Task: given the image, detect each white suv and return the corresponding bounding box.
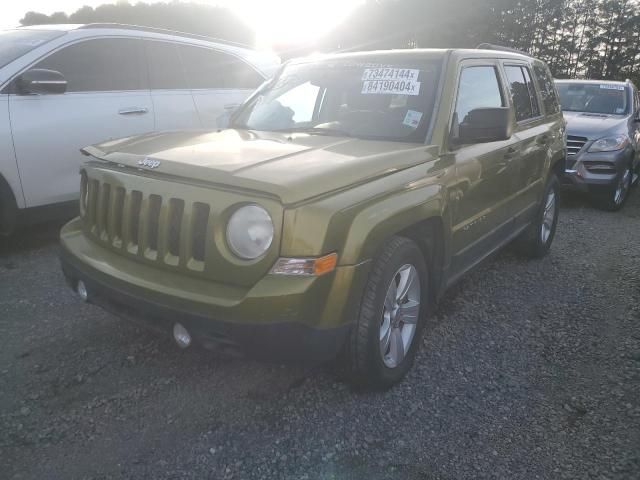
[0,24,280,234]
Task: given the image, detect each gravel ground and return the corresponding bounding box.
[1,191,639,480]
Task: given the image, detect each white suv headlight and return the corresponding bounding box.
[588,134,629,152]
[226,204,274,260]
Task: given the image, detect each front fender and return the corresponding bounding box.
[339,183,446,265]
[279,163,451,266]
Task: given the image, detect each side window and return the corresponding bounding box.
[227,57,265,89]
[34,38,145,92]
[521,66,540,117]
[454,66,504,123]
[146,41,186,90]
[533,64,560,115]
[505,65,540,121]
[179,45,263,89]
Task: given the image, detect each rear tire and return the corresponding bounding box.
[591,163,632,212]
[514,174,560,259]
[340,236,428,390]
[0,179,18,236]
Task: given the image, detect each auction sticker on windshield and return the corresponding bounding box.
[403,110,423,128]
[362,68,421,95]
[600,84,625,91]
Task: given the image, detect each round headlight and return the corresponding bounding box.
[226,205,274,260]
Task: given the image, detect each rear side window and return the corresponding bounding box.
[146,41,186,90]
[179,45,264,90]
[505,65,540,121]
[455,66,504,122]
[533,64,560,115]
[34,38,145,92]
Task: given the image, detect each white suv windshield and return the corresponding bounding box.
[557,82,629,115]
[0,30,65,69]
[233,57,443,143]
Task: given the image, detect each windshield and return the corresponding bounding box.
[556,82,629,115]
[232,56,443,143]
[0,30,65,70]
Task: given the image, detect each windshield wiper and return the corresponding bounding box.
[276,127,352,137]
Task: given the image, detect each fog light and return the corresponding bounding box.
[76,280,88,302]
[173,323,192,349]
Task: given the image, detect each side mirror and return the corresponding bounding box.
[17,69,67,95]
[454,107,513,145]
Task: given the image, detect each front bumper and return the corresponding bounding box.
[60,219,371,363]
[561,146,633,192]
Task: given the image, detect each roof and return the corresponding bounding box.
[555,79,629,85]
[289,47,532,66]
[17,24,83,31]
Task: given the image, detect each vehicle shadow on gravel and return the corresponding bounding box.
[0,219,68,258]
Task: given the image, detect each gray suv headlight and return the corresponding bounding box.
[226,204,274,259]
[588,134,629,152]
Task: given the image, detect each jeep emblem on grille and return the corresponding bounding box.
[138,157,161,169]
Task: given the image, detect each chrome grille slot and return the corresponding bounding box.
[87,179,99,230]
[109,187,125,247]
[128,190,143,252]
[191,202,210,264]
[98,183,111,241]
[167,199,185,259]
[145,194,162,259]
[567,135,588,156]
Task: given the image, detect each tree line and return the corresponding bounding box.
[20,0,640,83]
[19,2,254,45]
[321,0,640,83]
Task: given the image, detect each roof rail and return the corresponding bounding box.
[78,23,253,49]
[476,43,531,57]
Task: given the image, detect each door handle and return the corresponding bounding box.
[223,103,240,111]
[118,107,149,115]
[537,135,550,145]
[503,147,518,160]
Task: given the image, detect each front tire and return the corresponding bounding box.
[592,164,632,212]
[515,174,560,258]
[342,236,428,390]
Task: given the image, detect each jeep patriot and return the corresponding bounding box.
[60,48,565,389]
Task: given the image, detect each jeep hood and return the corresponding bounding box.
[82,129,437,204]
[563,111,628,140]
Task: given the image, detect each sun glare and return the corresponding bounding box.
[234,0,363,49]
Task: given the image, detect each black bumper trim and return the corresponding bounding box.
[61,251,350,364]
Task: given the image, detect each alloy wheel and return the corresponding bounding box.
[379,264,421,368]
[614,167,631,205]
[540,189,556,244]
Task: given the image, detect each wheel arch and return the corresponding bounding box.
[339,185,451,304]
[396,216,446,308]
[550,148,566,180]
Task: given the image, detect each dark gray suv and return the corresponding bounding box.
[556,79,640,210]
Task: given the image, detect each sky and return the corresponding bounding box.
[2,0,364,48]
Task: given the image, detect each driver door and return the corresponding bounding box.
[448,60,520,277]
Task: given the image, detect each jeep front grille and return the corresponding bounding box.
[567,135,588,156]
[84,179,209,272]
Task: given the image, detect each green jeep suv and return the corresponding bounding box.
[60,47,565,389]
